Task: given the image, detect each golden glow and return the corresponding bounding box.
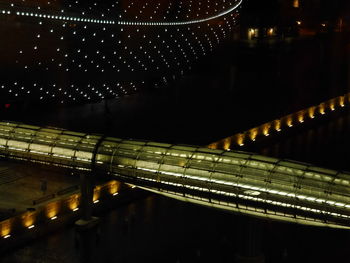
[293,0,299,8]
[22,211,36,228]
[263,125,270,136]
[340,97,345,107]
[248,28,258,40]
[309,107,316,119]
[28,225,35,229]
[46,202,60,219]
[109,180,120,195]
[330,103,335,111]
[287,118,293,127]
[68,194,80,211]
[298,113,304,123]
[267,28,275,36]
[237,134,245,146]
[93,186,101,202]
[1,220,11,237]
[274,120,281,132]
[296,21,302,25]
[50,216,57,220]
[319,104,326,115]
[250,129,258,141]
[223,138,231,151]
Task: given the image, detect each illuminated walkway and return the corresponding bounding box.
[1,121,350,229]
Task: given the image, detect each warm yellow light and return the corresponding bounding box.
[1,220,12,237]
[293,0,299,8]
[223,138,231,151]
[68,194,80,211]
[247,28,258,40]
[113,192,119,196]
[263,125,270,137]
[287,118,293,127]
[93,186,101,202]
[250,130,257,141]
[267,28,274,36]
[298,114,304,123]
[46,202,60,219]
[50,216,57,220]
[73,207,79,212]
[237,134,245,147]
[109,180,120,195]
[3,234,11,239]
[93,199,100,204]
[28,225,35,229]
[22,211,36,228]
[296,21,302,25]
[308,107,316,119]
[274,120,281,132]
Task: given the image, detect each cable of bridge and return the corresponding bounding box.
[0,121,350,229]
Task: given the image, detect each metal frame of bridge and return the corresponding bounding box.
[0,121,350,229]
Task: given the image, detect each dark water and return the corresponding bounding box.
[2,32,350,262]
[3,195,350,263]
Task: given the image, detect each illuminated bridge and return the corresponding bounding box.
[1,121,350,229]
[0,0,242,104]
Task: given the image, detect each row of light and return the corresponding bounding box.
[5,0,239,21]
[134,166,350,212]
[210,94,349,150]
[0,0,240,104]
[1,184,133,240]
[130,167,350,224]
[0,0,242,26]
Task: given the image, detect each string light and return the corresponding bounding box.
[0,0,242,104]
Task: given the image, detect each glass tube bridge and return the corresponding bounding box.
[0,121,350,229]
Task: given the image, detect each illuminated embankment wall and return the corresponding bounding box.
[0,180,122,242]
[208,93,350,150]
[0,121,350,229]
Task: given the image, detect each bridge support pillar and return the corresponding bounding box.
[74,173,100,262]
[234,218,265,263]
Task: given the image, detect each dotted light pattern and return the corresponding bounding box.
[0,0,242,104]
[208,93,350,150]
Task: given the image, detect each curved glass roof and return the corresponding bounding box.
[0,0,242,104]
[0,121,350,229]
